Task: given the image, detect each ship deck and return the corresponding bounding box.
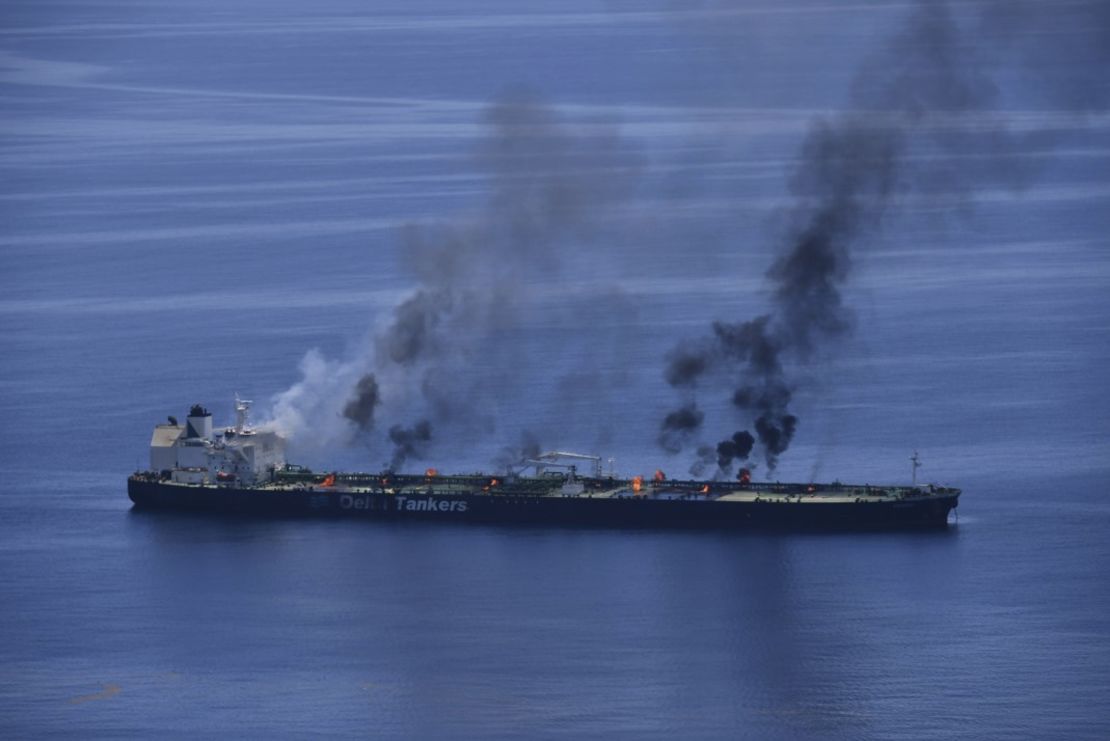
[240,479,954,505]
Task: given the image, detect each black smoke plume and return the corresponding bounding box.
[658,402,704,454]
[716,430,755,470]
[342,373,379,429]
[659,1,1006,472]
[494,430,544,474]
[387,420,432,471]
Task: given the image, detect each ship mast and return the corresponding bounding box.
[911,450,922,486]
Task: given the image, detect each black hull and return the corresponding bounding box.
[127,479,957,531]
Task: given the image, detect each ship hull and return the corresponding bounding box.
[127,478,957,531]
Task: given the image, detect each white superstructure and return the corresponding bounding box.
[147,397,285,485]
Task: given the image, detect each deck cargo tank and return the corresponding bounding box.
[127,402,961,530]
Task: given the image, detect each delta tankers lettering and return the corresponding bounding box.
[340,495,469,513]
[127,401,960,530]
[395,496,468,513]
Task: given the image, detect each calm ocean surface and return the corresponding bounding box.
[1,2,1108,738]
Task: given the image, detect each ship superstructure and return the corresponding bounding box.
[148,398,284,486]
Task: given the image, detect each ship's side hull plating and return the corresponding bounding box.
[127,479,957,530]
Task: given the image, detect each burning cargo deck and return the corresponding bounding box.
[127,402,960,530]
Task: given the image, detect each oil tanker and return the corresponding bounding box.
[127,401,960,530]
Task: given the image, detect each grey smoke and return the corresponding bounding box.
[271,1,1105,473]
[387,420,432,471]
[277,93,639,469]
[689,445,718,479]
[382,290,446,366]
[658,402,705,454]
[375,97,636,374]
[494,430,544,474]
[342,374,379,429]
[659,1,1029,472]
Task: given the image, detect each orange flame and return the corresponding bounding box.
[700,484,710,494]
[425,468,438,478]
[653,469,666,482]
[321,473,336,487]
[632,475,643,493]
[738,468,752,486]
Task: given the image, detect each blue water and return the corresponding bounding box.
[2,1,1109,738]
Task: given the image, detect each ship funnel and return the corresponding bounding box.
[234,395,253,434]
[185,404,213,439]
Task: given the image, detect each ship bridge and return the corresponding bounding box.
[146,397,285,485]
